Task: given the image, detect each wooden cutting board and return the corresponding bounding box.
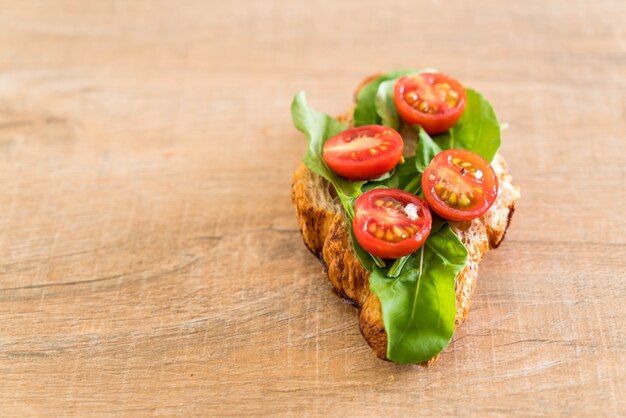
[0,1,624,415]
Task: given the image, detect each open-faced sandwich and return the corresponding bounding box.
[291,69,520,365]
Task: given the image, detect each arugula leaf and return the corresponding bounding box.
[430,214,446,234]
[291,92,365,218]
[362,156,420,193]
[387,255,410,278]
[368,169,395,183]
[348,219,380,271]
[369,224,468,363]
[374,79,401,130]
[415,126,442,173]
[429,89,501,162]
[353,69,436,127]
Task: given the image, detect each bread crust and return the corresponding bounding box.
[291,100,520,365]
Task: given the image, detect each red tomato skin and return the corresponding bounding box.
[422,149,498,222]
[353,189,432,259]
[322,125,403,181]
[393,73,466,135]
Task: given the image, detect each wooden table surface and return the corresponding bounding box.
[1,1,624,416]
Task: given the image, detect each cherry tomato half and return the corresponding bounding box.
[353,188,432,259]
[422,149,498,222]
[393,73,466,134]
[322,125,403,180]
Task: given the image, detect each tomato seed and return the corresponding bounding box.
[385,230,394,242]
[459,193,471,208]
[375,229,384,239]
[392,226,404,238]
[404,91,418,105]
[375,200,384,206]
[369,148,378,156]
[448,192,458,206]
[380,146,388,151]
[368,223,377,233]
[453,158,478,176]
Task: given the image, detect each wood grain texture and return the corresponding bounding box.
[0,0,624,416]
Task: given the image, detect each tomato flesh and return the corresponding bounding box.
[394,73,466,134]
[323,125,403,180]
[422,149,498,222]
[353,189,432,259]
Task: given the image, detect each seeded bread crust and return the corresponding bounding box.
[291,89,520,365]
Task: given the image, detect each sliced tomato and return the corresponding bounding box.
[353,189,432,259]
[393,73,466,134]
[422,149,498,222]
[322,125,403,180]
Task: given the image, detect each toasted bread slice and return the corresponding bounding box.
[291,99,520,365]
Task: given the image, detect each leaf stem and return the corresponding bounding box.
[388,256,409,278]
[372,255,386,268]
[403,177,422,195]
